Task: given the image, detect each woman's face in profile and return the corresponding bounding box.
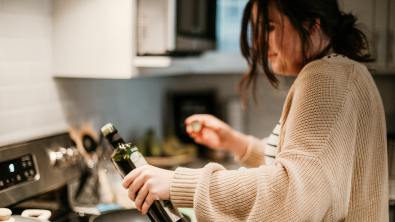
[254,4,304,76]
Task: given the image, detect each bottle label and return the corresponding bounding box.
[126,145,148,167]
[130,151,139,163]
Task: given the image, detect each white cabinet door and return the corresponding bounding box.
[340,0,374,51]
[53,0,136,78]
[341,0,395,74]
[342,0,374,34]
[388,0,395,72]
[374,0,389,72]
[339,0,377,72]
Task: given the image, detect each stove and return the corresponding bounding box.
[0,133,197,222]
[0,133,90,222]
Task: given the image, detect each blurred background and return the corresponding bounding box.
[0,0,394,221]
[0,0,393,151]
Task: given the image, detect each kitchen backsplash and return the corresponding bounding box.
[0,0,66,146]
[0,0,394,147]
[53,74,293,146]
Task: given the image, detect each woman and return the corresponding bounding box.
[122,0,388,220]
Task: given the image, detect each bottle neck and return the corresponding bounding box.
[105,131,126,150]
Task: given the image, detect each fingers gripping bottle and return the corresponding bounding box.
[101,123,186,222]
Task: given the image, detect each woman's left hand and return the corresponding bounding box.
[122,165,174,214]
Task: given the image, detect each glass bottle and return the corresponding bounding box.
[101,123,186,222]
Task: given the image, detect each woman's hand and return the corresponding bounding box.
[185,114,249,159]
[122,165,174,214]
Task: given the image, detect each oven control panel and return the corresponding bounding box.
[0,154,38,191]
[0,133,81,208]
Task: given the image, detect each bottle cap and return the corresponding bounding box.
[189,120,202,132]
[101,123,116,136]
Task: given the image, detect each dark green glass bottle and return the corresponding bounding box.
[101,123,186,222]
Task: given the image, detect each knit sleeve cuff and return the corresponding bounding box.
[235,136,267,167]
[170,167,203,208]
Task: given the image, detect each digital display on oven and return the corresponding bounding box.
[0,154,37,191]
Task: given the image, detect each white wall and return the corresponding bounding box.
[0,0,70,146]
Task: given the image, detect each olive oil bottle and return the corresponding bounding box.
[101,123,186,222]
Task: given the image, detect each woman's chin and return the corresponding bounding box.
[271,66,285,75]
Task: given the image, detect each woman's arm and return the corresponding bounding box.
[185,114,268,167]
[171,157,333,221]
[185,114,250,159]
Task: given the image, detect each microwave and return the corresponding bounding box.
[137,0,216,56]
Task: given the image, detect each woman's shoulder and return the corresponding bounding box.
[289,55,365,106]
[301,54,357,75]
[296,54,367,88]
[289,54,376,112]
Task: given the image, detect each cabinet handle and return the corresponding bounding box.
[373,31,379,61]
[374,30,386,65]
[388,30,394,64]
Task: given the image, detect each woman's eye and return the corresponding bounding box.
[267,26,274,32]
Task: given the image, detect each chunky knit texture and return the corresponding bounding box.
[170,56,388,221]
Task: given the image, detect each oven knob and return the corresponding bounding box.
[53,148,68,168]
[0,208,13,222]
[50,147,80,168]
[66,147,80,165]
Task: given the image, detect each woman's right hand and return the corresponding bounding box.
[185,114,249,159]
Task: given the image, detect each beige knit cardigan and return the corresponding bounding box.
[170,56,388,221]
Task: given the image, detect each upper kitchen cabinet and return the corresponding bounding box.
[388,0,395,72]
[340,0,395,74]
[52,0,249,78]
[53,0,136,78]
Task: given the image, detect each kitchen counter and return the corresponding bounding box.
[183,154,242,170]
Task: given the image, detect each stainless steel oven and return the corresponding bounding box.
[0,133,194,222]
[0,134,86,222]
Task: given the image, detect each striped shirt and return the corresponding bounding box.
[264,119,281,165]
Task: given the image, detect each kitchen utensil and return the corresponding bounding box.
[68,125,101,205]
[89,209,191,222]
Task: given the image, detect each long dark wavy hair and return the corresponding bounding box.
[238,0,373,105]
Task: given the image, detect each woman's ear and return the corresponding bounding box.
[309,18,321,36]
